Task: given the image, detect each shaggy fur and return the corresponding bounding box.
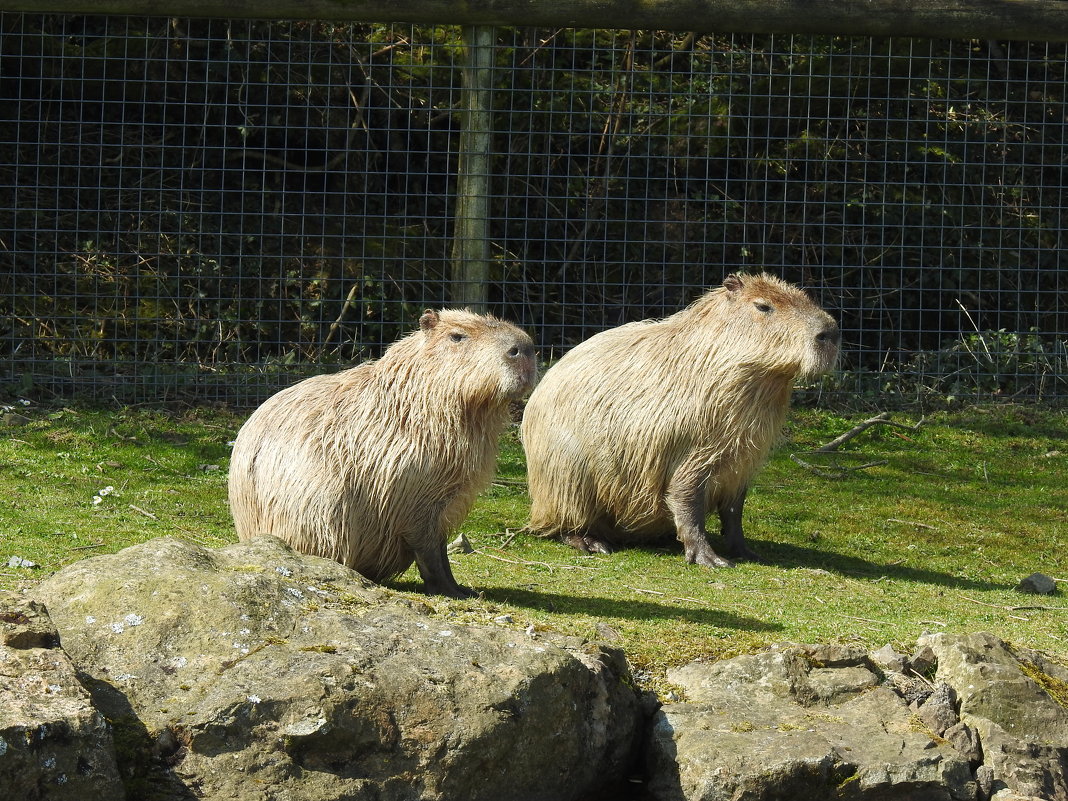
[229,309,537,598]
[520,273,839,567]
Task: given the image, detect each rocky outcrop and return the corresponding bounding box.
[924,631,1068,801]
[25,536,642,801]
[0,593,125,800]
[647,637,1068,801]
[3,535,1066,801]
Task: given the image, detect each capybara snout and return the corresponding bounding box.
[229,308,537,599]
[521,272,838,569]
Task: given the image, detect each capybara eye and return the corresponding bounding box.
[450,332,467,343]
[754,302,773,313]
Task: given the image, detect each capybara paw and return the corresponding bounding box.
[687,548,735,569]
[724,544,764,563]
[423,579,479,600]
[562,533,614,555]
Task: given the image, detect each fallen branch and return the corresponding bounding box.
[789,453,887,478]
[886,518,938,530]
[129,504,158,520]
[838,614,891,626]
[962,595,1068,613]
[626,585,704,604]
[815,412,926,452]
[472,548,599,572]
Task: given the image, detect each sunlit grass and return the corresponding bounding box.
[2,402,1065,688]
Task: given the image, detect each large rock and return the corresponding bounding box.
[921,632,1068,801]
[0,591,125,800]
[646,643,975,801]
[647,634,1068,801]
[30,536,642,801]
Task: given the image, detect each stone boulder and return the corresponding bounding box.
[646,635,1068,801]
[922,632,1068,801]
[646,643,975,801]
[0,592,125,800]
[29,535,642,801]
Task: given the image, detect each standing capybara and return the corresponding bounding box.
[229,309,537,598]
[521,272,839,568]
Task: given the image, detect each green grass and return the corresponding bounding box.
[3,401,1066,688]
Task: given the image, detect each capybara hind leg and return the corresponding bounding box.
[413,541,477,599]
[666,468,734,569]
[561,532,614,555]
[718,485,762,562]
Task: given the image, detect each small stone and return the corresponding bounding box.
[871,643,908,674]
[909,644,938,677]
[1016,572,1056,595]
[447,533,474,554]
[917,682,958,737]
[595,622,622,642]
[944,720,982,765]
[975,764,995,799]
[802,643,868,667]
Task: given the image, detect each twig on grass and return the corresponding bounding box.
[962,595,1068,613]
[838,614,891,626]
[129,504,158,520]
[625,585,704,604]
[472,548,600,572]
[887,518,938,530]
[789,453,887,478]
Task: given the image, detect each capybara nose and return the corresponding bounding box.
[816,326,840,345]
[509,343,535,359]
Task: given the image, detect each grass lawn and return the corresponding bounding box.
[2,401,1066,687]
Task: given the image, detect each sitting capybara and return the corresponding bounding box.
[521,272,839,567]
[229,309,537,598]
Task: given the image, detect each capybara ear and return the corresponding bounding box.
[723,274,744,293]
[419,309,440,331]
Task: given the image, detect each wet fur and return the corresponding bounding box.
[229,309,537,596]
[521,273,839,563]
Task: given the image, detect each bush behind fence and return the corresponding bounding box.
[1,16,1065,406]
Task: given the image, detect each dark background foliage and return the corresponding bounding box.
[1,16,1064,406]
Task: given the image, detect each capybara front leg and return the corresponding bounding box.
[413,541,476,599]
[718,485,762,562]
[666,466,734,569]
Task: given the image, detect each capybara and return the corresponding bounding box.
[521,272,839,568]
[229,308,537,598]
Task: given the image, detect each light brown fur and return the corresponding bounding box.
[520,273,839,567]
[229,309,537,598]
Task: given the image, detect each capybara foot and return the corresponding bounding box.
[723,543,764,563]
[684,543,735,569]
[424,577,479,600]
[562,533,614,555]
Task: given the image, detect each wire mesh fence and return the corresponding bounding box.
[2,15,1065,407]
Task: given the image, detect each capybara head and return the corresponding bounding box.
[705,272,840,381]
[407,308,538,404]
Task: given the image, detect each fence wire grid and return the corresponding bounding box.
[1,16,1066,407]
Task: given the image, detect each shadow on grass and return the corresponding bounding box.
[385,575,781,632]
[735,537,1015,592]
[480,585,781,632]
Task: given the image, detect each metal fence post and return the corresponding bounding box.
[451,24,495,313]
